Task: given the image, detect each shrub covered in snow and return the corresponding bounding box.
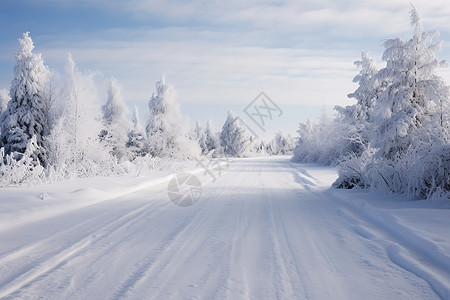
[292,115,350,166]
[271,131,295,155]
[0,136,45,187]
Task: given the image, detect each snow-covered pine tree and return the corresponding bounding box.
[219,111,251,157]
[193,120,208,154]
[204,119,221,156]
[145,77,200,159]
[1,32,50,166]
[126,106,147,159]
[100,79,130,162]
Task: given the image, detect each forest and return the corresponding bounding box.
[0,7,448,199]
[0,33,293,187]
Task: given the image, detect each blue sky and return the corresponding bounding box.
[1,0,450,138]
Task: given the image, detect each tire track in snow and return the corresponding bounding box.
[0,189,167,299]
[221,164,263,300]
[218,196,249,300]
[112,206,213,299]
[269,188,308,299]
[0,188,165,265]
[134,178,237,299]
[60,160,247,298]
[186,169,253,300]
[266,196,297,299]
[2,157,443,299]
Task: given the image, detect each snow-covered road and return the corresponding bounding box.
[0,157,449,299]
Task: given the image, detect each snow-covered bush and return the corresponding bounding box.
[0,136,45,187]
[333,146,376,189]
[404,145,450,199]
[292,116,349,165]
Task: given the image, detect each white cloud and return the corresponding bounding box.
[2,0,450,135]
[49,0,449,36]
[38,26,359,111]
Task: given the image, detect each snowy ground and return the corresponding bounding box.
[0,156,449,299]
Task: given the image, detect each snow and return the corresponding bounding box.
[0,156,449,299]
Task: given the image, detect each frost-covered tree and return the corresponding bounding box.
[337,51,379,126]
[363,6,449,195]
[46,54,117,177]
[373,6,448,159]
[333,52,381,188]
[46,54,80,173]
[204,120,221,155]
[146,77,200,159]
[1,32,50,166]
[100,79,130,162]
[219,111,252,157]
[192,120,208,154]
[336,51,382,154]
[126,106,147,159]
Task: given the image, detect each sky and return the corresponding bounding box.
[1,0,450,139]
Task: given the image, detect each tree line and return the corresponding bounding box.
[0,33,293,186]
